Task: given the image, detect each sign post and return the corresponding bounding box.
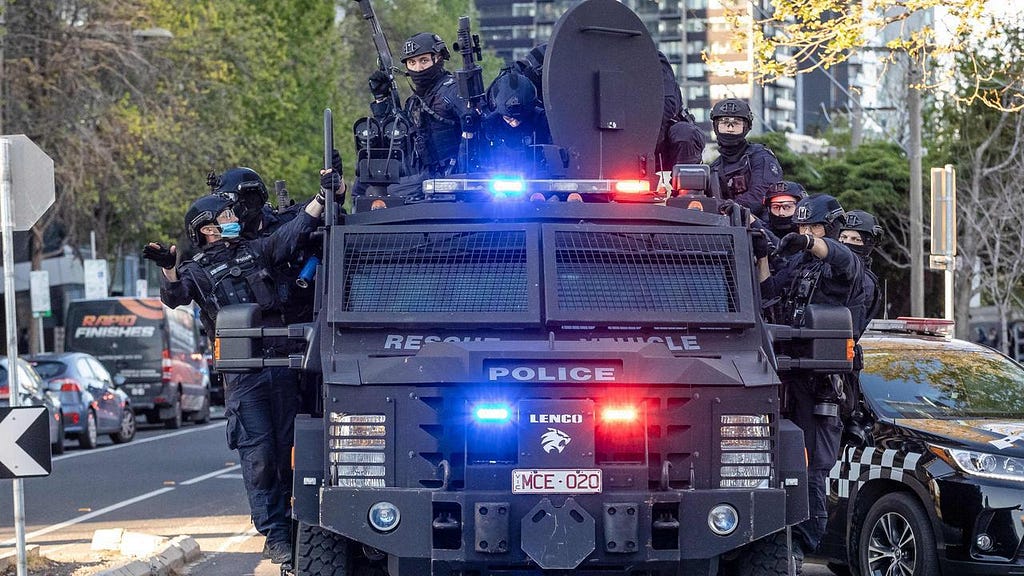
[1,135,56,576]
[929,165,957,321]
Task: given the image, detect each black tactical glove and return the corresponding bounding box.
[142,242,176,270]
[320,170,342,195]
[775,232,814,257]
[717,199,736,215]
[751,230,771,260]
[368,70,390,100]
[331,148,344,177]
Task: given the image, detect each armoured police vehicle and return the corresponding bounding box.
[216,1,853,574]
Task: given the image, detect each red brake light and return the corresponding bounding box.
[601,405,639,423]
[162,349,172,384]
[53,378,83,393]
[613,180,651,194]
[0,384,8,399]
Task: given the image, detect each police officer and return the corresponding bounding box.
[656,50,705,168]
[473,67,552,176]
[142,171,337,565]
[368,32,466,192]
[708,98,783,218]
[761,194,864,563]
[764,181,806,238]
[839,209,883,333]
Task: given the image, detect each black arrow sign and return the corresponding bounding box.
[0,406,53,478]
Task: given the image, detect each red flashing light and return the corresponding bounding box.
[0,384,8,399]
[613,180,650,194]
[601,406,639,423]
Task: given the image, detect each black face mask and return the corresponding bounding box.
[408,62,445,95]
[715,131,748,162]
[768,214,795,234]
[846,242,872,258]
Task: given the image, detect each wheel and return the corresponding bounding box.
[857,493,938,576]
[192,393,211,424]
[78,410,98,449]
[52,414,65,455]
[111,407,136,443]
[164,392,183,429]
[295,521,351,576]
[729,531,800,576]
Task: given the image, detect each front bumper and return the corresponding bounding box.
[936,477,1024,574]
[318,486,789,569]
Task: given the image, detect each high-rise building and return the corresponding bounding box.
[474,0,800,134]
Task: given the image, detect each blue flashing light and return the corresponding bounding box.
[489,178,525,196]
[473,404,512,423]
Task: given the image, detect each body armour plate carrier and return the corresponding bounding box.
[193,243,280,318]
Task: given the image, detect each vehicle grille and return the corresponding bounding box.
[340,230,529,313]
[552,230,738,313]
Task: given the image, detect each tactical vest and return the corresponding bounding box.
[192,243,280,318]
[407,77,460,175]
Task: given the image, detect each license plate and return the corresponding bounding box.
[131,387,146,396]
[512,469,602,494]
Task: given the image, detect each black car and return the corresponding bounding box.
[818,318,1024,576]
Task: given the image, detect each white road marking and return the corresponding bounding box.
[52,421,225,462]
[1,456,240,547]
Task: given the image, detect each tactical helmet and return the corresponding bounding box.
[515,43,547,99]
[793,194,846,238]
[209,167,267,232]
[765,180,807,204]
[842,210,883,243]
[401,32,450,63]
[488,68,539,121]
[710,98,753,123]
[185,193,233,247]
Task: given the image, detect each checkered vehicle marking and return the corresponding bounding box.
[828,446,924,499]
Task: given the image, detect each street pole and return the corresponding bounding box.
[2,138,29,576]
[908,55,924,317]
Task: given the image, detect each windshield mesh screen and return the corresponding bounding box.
[553,230,738,313]
[342,230,530,312]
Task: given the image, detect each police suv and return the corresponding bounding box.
[819,318,1024,576]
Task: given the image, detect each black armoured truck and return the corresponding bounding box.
[215,1,853,574]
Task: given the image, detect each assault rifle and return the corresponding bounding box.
[452,16,486,172]
[353,0,401,111]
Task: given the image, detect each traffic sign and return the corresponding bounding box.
[84,258,109,299]
[0,135,55,231]
[30,269,51,315]
[0,407,53,478]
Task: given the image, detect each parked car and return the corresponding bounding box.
[0,356,65,455]
[818,318,1024,576]
[27,352,136,449]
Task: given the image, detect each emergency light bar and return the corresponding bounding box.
[867,317,954,337]
[423,178,653,200]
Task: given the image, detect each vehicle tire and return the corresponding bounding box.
[111,407,137,443]
[192,393,211,424]
[164,392,183,429]
[295,521,350,576]
[730,532,800,576]
[52,414,65,455]
[79,410,99,449]
[857,493,938,576]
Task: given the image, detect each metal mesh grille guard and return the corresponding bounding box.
[342,230,530,313]
[553,230,739,313]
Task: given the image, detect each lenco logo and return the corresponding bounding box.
[487,365,616,382]
[529,413,583,424]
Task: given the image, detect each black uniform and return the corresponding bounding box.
[710,142,783,219]
[160,209,319,561]
[762,236,864,554]
[371,71,465,183]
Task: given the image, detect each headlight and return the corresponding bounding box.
[936,445,1024,482]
